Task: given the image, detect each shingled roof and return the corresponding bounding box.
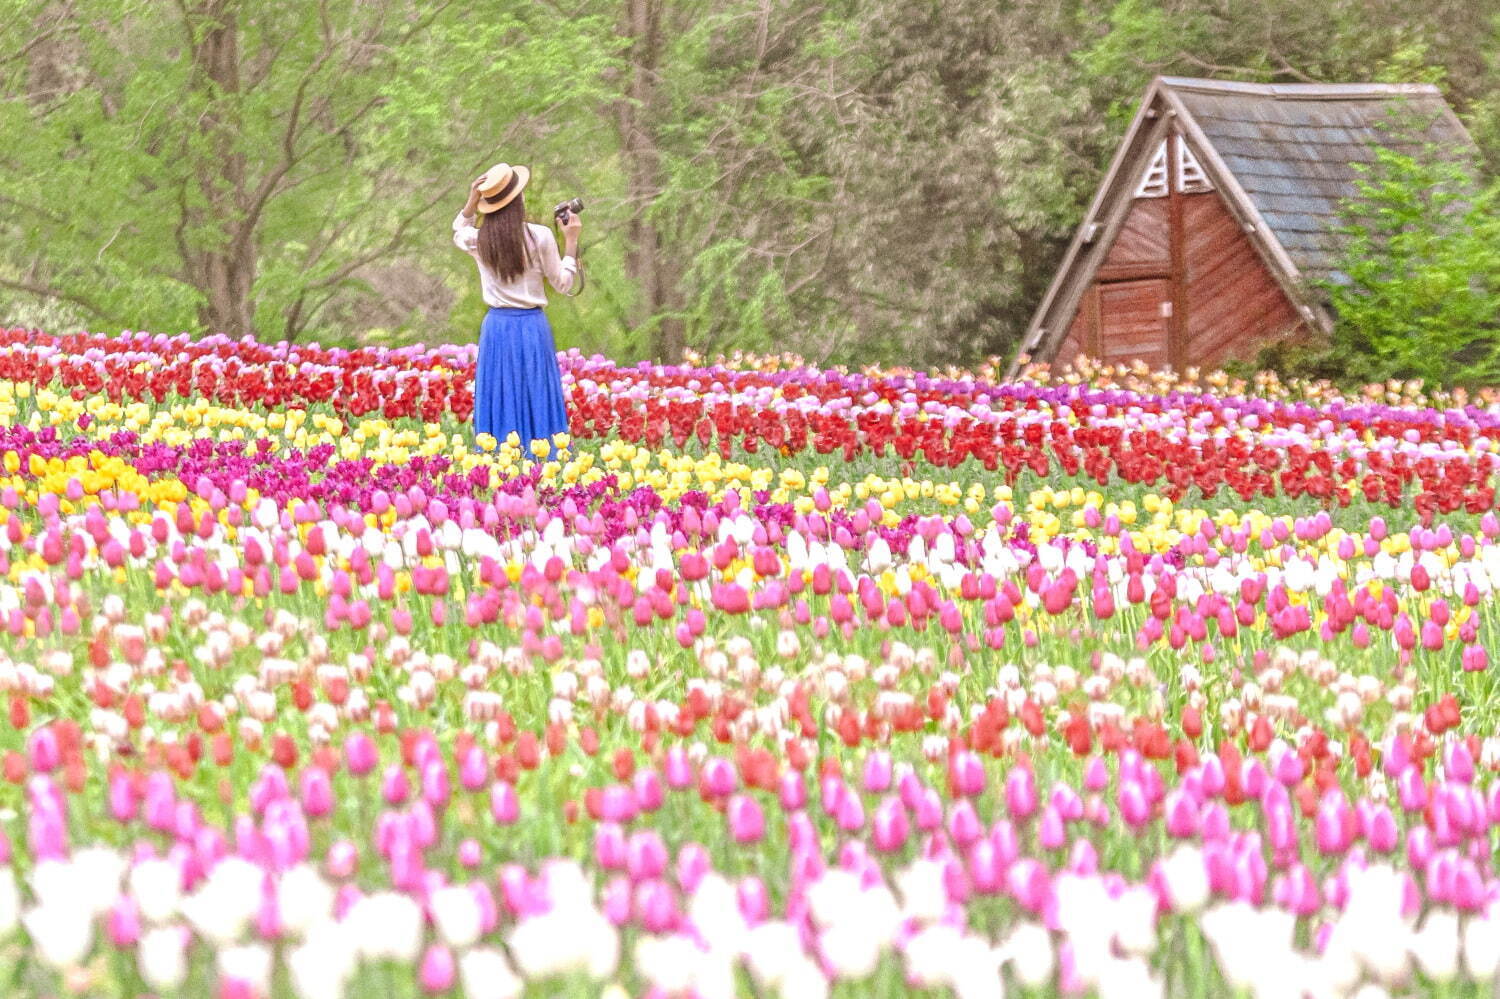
[1169,78,1475,287]
[1013,77,1479,375]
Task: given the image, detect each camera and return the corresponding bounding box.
[553,197,584,223]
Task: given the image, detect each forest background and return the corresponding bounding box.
[0,0,1496,371]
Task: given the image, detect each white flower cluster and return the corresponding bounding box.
[1201,863,1500,999]
[506,863,619,983]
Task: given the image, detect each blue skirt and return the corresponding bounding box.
[473,307,569,457]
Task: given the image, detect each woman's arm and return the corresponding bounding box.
[453,176,484,253]
[538,225,578,294]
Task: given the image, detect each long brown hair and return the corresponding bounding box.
[476,193,533,281]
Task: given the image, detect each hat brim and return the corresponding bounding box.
[476,164,530,214]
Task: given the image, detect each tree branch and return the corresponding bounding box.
[0,17,79,68]
[0,273,129,327]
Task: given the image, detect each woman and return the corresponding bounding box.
[453,162,581,458]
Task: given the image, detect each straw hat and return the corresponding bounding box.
[475,162,530,214]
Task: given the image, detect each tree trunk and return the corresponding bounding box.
[185,1,256,339]
[616,0,683,363]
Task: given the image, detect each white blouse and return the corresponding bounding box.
[452,211,577,309]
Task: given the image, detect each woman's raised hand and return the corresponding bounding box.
[561,210,582,239]
[463,176,484,217]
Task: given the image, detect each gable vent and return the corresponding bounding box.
[1133,138,1212,198]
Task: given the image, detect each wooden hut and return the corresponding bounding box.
[1010,77,1476,376]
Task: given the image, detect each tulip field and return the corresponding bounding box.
[7,328,1500,999]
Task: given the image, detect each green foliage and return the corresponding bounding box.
[0,0,1498,367]
[0,0,617,344]
[1322,148,1500,389]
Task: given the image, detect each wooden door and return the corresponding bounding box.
[1095,278,1171,369]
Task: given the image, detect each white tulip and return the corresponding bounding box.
[821,923,882,980]
[779,957,829,999]
[23,904,93,969]
[1112,887,1159,957]
[277,864,334,937]
[636,934,701,994]
[1316,922,1365,995]
[1463,914,1500,979]
[946,933,999,999]
[1159,846,1210,914]
[458,947,523,999]
[130,858,183,924]
[1097,956,1161,999]
[1350,985,1391,999]
[953,966,1005,999]
[896,860,948,924]
[693,949,736,999]
[806,870,863,929]
[71,846,128,916]
[1201,902,1266,990]
[348,891,423,962]
[539,860,593,912]
[744,920,804,987]
[218,943,274,995]
[138,926,188,991]
[508,904,618,982]
[575,907,621,980]
[182,857,265,945]
[904,923,963,988]
[288,920,357,999]
[1001,922,1054,988]
[688,875,748,952]
[430,884,484,949]
[0,869,18,935]
[1412,908,1460,983]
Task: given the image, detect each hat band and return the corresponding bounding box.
[482,173,521,205]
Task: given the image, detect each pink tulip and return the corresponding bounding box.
[1004,766,1037,820]
[454,838,481,869]
[872,797,910,852]
[344,733,378,776]
[637,878,679,933]
[835,791,866,832]
[1083,756,1109,792]
[778,771,807,811]
[458,746,488,791]
[862,751,893,793]
[602,876,632,926]
[626,831,668,882]
[107,896,142,948]
[326,840,359,878]
[633,769,665,812]
[949,751,987,797]
[737,877,769,924]
[700,758,737,797]
[419,944,456,993]
[299,768,333,818]
[948,800,983,848]
[489,782,519,825]
[727,795,765,844]
[665,746,694,790]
